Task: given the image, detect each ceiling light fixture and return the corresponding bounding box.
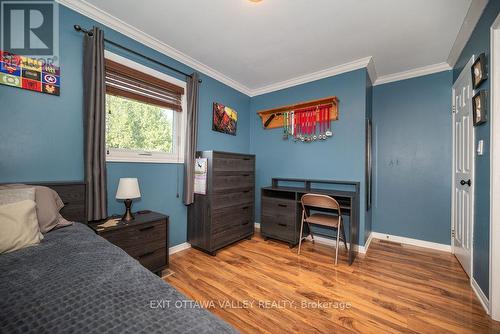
[249,0,262,3]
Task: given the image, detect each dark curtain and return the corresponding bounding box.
[183,73,200,205]
[83,27,107,220]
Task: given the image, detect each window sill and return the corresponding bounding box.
[106,157,184,164]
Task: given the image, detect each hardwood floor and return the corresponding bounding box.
[164,231,500,334]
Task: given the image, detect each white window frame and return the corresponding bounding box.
[104,51,186,164]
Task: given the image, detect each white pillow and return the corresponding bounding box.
[0,200,43,254]
[0,188,35,205]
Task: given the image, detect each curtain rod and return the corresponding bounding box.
[73,25,202,83]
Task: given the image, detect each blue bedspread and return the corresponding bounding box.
[0,223,237,334]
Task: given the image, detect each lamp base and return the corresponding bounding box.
[122,199,135,221]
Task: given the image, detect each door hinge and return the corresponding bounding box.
[451,229,455,238]
[452,106,456,114]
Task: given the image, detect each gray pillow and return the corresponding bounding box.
[0,185,72,233]
[0,188,35,205]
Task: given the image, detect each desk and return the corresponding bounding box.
[260,178,360,265]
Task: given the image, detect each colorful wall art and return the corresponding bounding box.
[0,51,60,96]
[213,102,237,135]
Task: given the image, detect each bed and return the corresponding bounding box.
[0,182,236,334]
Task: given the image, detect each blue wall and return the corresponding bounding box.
[453,0,500,297]
[0,3,495,282]
[0,5,251,246]
[250,69,368,244]
[372,71,453,245]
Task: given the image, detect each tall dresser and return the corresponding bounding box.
[188,151,255,255]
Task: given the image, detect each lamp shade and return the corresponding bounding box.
[116,178,141,200]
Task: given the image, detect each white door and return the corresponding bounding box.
[452,57,475,278]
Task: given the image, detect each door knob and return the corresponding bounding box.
[460,179,471,186]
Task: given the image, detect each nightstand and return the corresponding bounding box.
[89,211,169,275]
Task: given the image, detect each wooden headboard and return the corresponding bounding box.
[0,182,87,223]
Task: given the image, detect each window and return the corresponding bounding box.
[104,52,186,163]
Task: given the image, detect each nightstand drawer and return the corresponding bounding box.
[136,247,167,272]
[100,219,166,258]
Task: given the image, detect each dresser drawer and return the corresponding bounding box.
[212,204,253,231]
[262,197,296,218]
[213,154,254,172]
[261,214,295,241]
[100,219,167,258]
[213,173,254,192]
[212,188,254,210]
[212,220,252,249]
[135,247,167,272]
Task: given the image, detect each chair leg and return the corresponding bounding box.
[335,222,341,265]
[298,211,305,255]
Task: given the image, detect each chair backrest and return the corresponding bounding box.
[301,193,341,216]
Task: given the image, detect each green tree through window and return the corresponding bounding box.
[106,94,174,153]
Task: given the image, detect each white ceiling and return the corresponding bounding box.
[70,0,473,94]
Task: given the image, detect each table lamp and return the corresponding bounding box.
[116,178,141,221]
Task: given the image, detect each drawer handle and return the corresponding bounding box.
[139,226,155,232]
[241,221,249,226]
[138,251,154,259]
[243,158,251,160]
[241,206,249,210]
[242,190,250,193]
[278,204,287,208]
[278,223,287,227]
[242,174,250,177]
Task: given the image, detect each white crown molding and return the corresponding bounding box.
[370,232,451,252]
[374,62,451,86]
[447,0,488,68]
[56,0,253,96]
[250,57,373,97]
[57,0,476,96]
[366,57,377,85]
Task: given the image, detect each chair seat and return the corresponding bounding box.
[305,213,340,228]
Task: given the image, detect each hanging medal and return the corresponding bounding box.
[325,105,333,137]
[312,107,318,141]
[293,111,299,141]
[319,106,324,140]
[305,109,310,142]
[283,112,288,140]
[300,110,307,141]
[321,106,327,139]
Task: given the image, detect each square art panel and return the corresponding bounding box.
[0,51,60,95]
[213,102,237,136]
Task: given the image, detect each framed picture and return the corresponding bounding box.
[472,90,487,126]
[471,53,487,89]
[213,102,237,135]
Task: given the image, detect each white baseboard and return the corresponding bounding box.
[471,277,490,314]
[370,232,451,252]
[169,242,191,255]
[254,223,373,254]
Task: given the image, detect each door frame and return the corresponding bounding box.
[451,56,476,278]
[489,12,500,321]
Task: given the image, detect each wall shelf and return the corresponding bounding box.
[257,96,339,129]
